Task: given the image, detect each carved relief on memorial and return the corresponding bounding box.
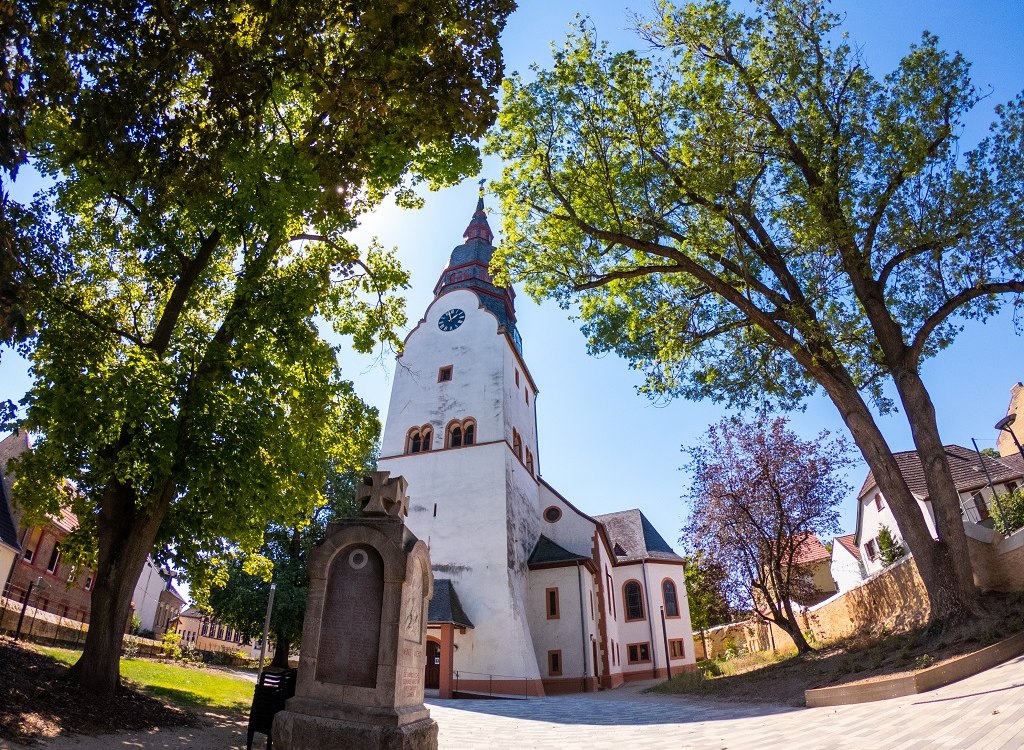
[315,544,383,688]
[402,558,424,644]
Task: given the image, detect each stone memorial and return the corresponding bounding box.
[273,471,437,750]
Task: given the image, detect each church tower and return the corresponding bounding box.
[378,189,545,694]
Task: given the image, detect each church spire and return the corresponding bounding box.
[463,179,494,245]
[433,184,521,351]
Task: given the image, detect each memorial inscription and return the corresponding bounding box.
[315,544,383,688]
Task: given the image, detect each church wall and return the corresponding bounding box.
[527,566,592,682]
[381,289,508,459]
[537,483,598,559]
[381,443,540,681]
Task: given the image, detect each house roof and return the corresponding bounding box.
[528,535,589,566]
[791,533,831,566]
[427,578,474,629]
[834,533,859,560]
[593,509,682,563]
[858,445,1024,499]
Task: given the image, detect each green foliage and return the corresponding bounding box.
[991,488,1024,535]
[160,630,182,660]
[197,448,377,658]
[8,0,515,690]
[914,653,935,670]
[684,551,731,632]
[877,525,905,567]
[487,0,1019,619]
[129,614,142,636]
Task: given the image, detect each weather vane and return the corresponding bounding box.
[478,177,486,196]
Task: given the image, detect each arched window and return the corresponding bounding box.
[512,429,523,461]
[406,426,432,454]
[623,580,644,621]
[662,579,679,618]
[446,418,476,448]
[525,448,534,475]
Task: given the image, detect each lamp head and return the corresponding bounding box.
[995,413,1017,432]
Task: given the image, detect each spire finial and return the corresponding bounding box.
[478,178,486,197]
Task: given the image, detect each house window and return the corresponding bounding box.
[623,580,645,621]
[1007,481,1019,494]
[668,639,686,660]
[512,429,523,461]
[217,625,225,640]
[438,365,453,382]
[515,369,520,387]
[865,539,879,561]
[406,426,433,454]
[546,587,560,619]
[201,620,209,636]
[874,493,885,511]
[84,576,93,591]
[548,650,562,676]
[606,570,615,619]
[22,547,33,563]
[589,591,594,620]
[627,642,651,664]
[446,418,476,448]
[525,388,529,405]
[525,448,534,476]
[611,639,617,666]
[662,579,679,618]
[46,545,61,574]
[543,506,561,523]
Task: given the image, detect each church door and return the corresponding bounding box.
[425,641,441,689]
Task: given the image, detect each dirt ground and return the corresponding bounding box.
[0,711,247,750]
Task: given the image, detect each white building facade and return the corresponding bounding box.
[377,195,695,696]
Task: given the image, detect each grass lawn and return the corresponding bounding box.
[38,647,253,712]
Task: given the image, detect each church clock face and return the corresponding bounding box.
[438,308,465,332]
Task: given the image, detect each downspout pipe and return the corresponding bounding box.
[641,560,658,678]
[576,561,589,691]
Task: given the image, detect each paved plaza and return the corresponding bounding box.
[430,654,1024,750]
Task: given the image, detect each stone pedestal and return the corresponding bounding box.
[273,471,436,750]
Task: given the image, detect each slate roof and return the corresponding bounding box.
[834,533,859,560]
[791,533,831,566]
[428,578,474,629]
[432,194,519,342]
[528,535,589,566]
[594,509,682,563]
[857,445,1024,499]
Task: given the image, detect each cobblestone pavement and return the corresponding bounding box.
[429,654,1024,750]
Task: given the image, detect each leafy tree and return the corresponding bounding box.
[198,451,376,669]
[877,525,905,567]
[991,487,1024,536]
[683,416,849,653]
[11,0,514,695]
[683,550,731,658]
[488,0,1024,625]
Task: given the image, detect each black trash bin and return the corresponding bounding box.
[246,667,297,750]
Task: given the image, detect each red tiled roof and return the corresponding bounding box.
[834,533,859,559]
[791,532,830,566]
[858,445,1024,499]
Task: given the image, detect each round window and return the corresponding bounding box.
[543,506,562,523]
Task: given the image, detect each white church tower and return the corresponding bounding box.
[378,189,545,695]
[378,190,697,698]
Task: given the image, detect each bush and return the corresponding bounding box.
[992,488,1024,535]
[877,525,905,567]
[129,613,142,635]
[160,630,182,659]
[122,636,140,659]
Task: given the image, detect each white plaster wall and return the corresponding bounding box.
[537,483,597,559]
[0,542,17,592]
[503,342,539,474]
[381,289,509,458]
[959,481,1021,525]
[857,489,935,576]
[610,562,692,675]
[132,556,165,632]
[527,566,594,679]
[830,544,865,594]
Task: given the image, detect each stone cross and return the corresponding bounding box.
[356,471,409,518]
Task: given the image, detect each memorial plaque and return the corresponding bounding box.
[315,544,383,687]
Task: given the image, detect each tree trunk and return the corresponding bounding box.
[815,367,977,623]
[889,367,979,620]
[271,634,291,669]
[69,482,166,695]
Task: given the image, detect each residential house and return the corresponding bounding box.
[132,556,186,636]
[789,533,837,605]
[830,533,866,594]
[854,445,1024,577]
[172,606,262,659]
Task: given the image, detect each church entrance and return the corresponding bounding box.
[425,640,441,689]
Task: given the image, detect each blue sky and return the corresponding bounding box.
[2,1,1022,554]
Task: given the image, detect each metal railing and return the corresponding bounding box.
[452,670,530,699]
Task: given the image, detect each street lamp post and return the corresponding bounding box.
[995,414,1024,465]
[14,576,45,641]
